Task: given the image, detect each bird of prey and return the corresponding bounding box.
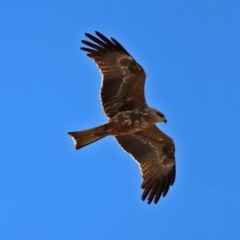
[68,31,176,204]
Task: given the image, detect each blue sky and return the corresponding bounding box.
[1,0,240,239]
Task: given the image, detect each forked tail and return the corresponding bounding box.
[68,124,107,150]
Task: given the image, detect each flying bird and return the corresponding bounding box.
[68,31,176,204]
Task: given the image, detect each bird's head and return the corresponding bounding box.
[153,109,167,123]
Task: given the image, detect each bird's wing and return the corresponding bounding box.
[81,31,146,118]
[115,125,176,204]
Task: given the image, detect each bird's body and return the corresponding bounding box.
[107,106,166,135]
[68,106,165,149]
[68,31,176,204]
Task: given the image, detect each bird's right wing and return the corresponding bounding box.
[81,31,147,118]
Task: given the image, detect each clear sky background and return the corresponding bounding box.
[1,0,240,239]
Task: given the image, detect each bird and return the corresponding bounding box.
[68,31,176,204]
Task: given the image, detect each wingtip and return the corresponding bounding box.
[141,177,172,205]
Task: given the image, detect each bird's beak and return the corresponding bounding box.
[164,119,167,123]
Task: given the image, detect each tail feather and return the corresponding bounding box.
[68,125,107,150]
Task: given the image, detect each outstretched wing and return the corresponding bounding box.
[81,31,147,118]
[115,125,176,204]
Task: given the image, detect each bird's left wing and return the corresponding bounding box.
[115,125,176,204]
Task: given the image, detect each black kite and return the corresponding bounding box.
[68,31,176,204]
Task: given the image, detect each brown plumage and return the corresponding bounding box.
[68,31,176,204]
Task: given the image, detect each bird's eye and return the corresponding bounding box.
[156,112,164,118]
